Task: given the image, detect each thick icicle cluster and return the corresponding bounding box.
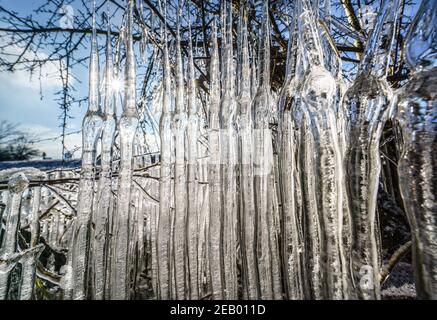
[92,7,117,300]
[1,0,436,301]
[111,0,139,300]
[65,0,141,300]
[251,1,282,300]
[394,0,437,300]
[343,0,401,300]
[68,0,103,300]
[0,169,46,300]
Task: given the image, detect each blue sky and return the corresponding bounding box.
[0,0,421,159]
[0,0,95,159]
[0,0,157,159]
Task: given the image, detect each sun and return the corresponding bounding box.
[110,77,123,93]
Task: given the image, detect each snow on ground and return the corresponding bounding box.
[382,262,416,299]
[0,159,81,171]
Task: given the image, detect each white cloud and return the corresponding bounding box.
[19,123,55,136]
[17,123,82,159]
[0,38,69,90]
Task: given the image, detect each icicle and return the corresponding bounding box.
[18,244,44,300]
[186,9,200,299]
[136,192,145,294]
[104,183,116,299]
[395,0,437,299]
[334,60,352,296]
[250,44,258,100]
[0,253,21,300]
[88,1,101,116]
[58,214,65,244]
[29,185,43,248]
[148,166,159,298]
[69,0,103,299]
[157,4,173,299]
[283,11,296,83]
[0,193,6,230]
[41,219,49,243]
[0,172,44,300]
[237,4,258,300]
[92,5,117,300]
[299,0,342,299]
[220,1,227,92]
[138,0,148,63]
[278,6,305,300]
[208,18,224,300]
[127,185,139,297]
[316,0,336,74]
[294,0,349,299]
[219,0,239,299]
[322,5,351,282]
[172,5,188,299]
[343,0,401,300]
[236,8,243,97]
[49,213,59,246]
[114,23,124,88]
[140,27,149,63]
[110,0,139,300]
[0,173,29,260]
[252,1,282,300]
[61,218,75,299]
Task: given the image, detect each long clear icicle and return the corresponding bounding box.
[111,0,138,299]
[0,194,6,232]
[18,244,45,300]
[92,7,116,300]
[328,25,351,290]
[157,7,173,299]
[252,1,282,299]
[21,170,46,300]
[219,1,238,300]
[343,0,400,300]
[186,12,200,299]
[172,7,188,299]
[29,183,43,248]
[0,173,26,299]
[295,0,324,300]
[0,172,44,300]
[0,173,29,260]
[69,0,103,299]
[237,5,258,300]
[395,0,437,299]
[298,0,348,299]
[278,6,305,300]
[208,19,224,299]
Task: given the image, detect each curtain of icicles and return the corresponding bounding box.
[0,0,436,300]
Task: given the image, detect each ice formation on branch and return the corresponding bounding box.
[92,5,117,300]
[395,0,437,300]
[157,3,173,299]
[111,0,139,300]
[172,5,188,299]
[278,5,305,300]
[252,0,282,300]
[219,1,238,300]
[207,18,224,300]
[343,0,401,300]
[1,0,435,302]
[69,0,103,300]
[237,5,258,300]
[186,13,200,300]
